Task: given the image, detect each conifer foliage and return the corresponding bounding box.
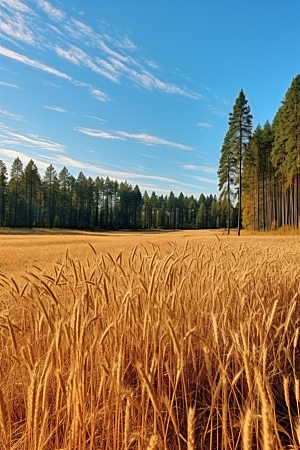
[218,89,252,234]
[0,159,237,230]
[219,75,300,232]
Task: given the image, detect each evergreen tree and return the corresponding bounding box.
[43,164,59,228]
[23,160,40,228]
[218,130,236,234]
[228,89,253,235]
[58,167,71,228]
[9,157,23,227]
[167,191,176,228]
[196,202,206,228]
[0,160,8,226]
[132,185,143,228]
[271,75,300,228]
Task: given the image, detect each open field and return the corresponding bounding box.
[1,230,300,449]
[0,229,228,280]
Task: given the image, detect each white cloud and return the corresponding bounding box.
[43,105,68,113]
[0,44,71,79]
[75,127,124,140]
[34,0,65,21]
[43,81,61,88]
[0,0,31,13]
[54,44,119,82]
[47,23,64,35]
[0,9,35,44]
[75,126,193,151]
[0,80,20,88]
[89,87,110,102]
[182,164,217,174]
[142,153,159,160]
[0,147,49,169]
[207,105,227,116]
[0,107,23,121]
[82,115,106,122]
[117,131,194,151]
[120,36,136,50]
[196,122,213,128]
[54,154,203,189]
[0,123,66,152]
[194,175,218,185]
[146,59,159,70]
[214,94,230,105]
[0,45,110,101]
[53,45,80,65]
[109,57,202,99]
[62,18,202,100]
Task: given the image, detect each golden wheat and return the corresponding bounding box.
[0,231,300,448]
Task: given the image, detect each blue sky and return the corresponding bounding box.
[0,0,299,197]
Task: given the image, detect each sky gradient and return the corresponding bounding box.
[0,0,299,197]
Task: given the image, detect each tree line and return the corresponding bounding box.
[0,157,238,230]
[218,75,300,232]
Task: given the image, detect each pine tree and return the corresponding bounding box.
[196,202,206,228]
[0,160,8,226]
[228,89,253,235]
[271,75,300,228]
[218,129,236,234]
[243,124,263,230]
[58,167,71,228]
[44,164,58,228]
[23,160,40,228]
[9,157,23,227]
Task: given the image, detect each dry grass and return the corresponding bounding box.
[0,230,300,449]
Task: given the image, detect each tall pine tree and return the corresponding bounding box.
[218,129,236,234]
[228,89,253,235]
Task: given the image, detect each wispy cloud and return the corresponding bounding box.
[0,147,49,169]
[214,94,230,105]
[108,57,202,99]
[89,87,110,101]
[1,0,31,13]
[59,17,202,99]
[0,2,201,101]
[0,45,110,101]
[54,44,119,82]
[75,126,193,151]
[142,153,159,160]
[207,105,228,117]
[0,8,35,44]
[53,154,205,190]
[34,0,65,21]
[120,36,136,50]
[117,131,194,151]
[0,107,24,121]
[196,122,213,128]
[0,122,66,152]
[194,175,218,185]
[0,80,20,88]
[0,44,71,79]
[75,127,124,140]
[43,81,61,88]
[43,105,68,113]
[182,164,217,174]
[82,114,107,122]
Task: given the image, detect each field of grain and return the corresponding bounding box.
[1,230,300,449]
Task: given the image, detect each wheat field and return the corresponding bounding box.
[0,230,300,449]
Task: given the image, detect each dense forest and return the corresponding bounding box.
[0,157,238,230]
[219,75,300,232]
[1,76,298,232]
